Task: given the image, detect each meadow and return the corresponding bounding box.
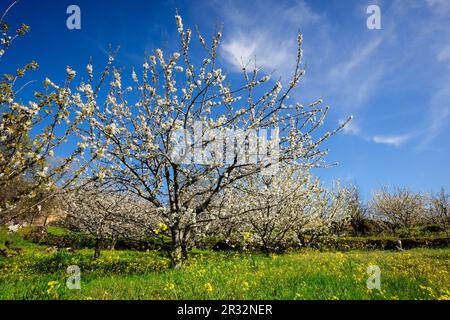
[1,228,449,300]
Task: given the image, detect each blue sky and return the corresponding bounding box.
[3,0,450,200]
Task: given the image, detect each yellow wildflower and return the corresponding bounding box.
[205,282,213,294]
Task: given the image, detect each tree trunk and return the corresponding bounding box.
[170,227,189,268]
[181,242,188,260]
[109,236,116,250]
[93,238,102,259]
[42,215,48,227]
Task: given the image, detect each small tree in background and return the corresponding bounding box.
[347,185,369,236]
[371,187,426,234]
[62,182,157,258]
[428,188,449,234]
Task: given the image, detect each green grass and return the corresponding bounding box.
[0,227,43,251]
[46,226,70,237]
[0,228,449,300]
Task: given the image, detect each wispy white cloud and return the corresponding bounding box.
[420,84,450,147]
[221,32,293,73]
[325,37,384,110]
[437,44,450,62]
[216,0,386,113]
[340,118,415,148]
[425,0,450,14]
[219,0,320,78]
[328,38,382,81]
[372,134,410,147]
[418,5,450,147]
[340,118,416,148]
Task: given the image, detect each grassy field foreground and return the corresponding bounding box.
[0,230,449,300]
